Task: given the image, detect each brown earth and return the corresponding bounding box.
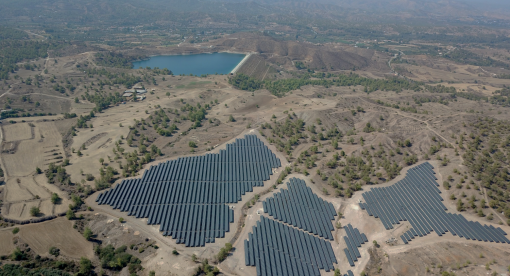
[0,229,15,256]
[18,217,94,259]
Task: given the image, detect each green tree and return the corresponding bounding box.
[29,206,40,217]
[66,209,76,220]
[83,227,93,240]
[79,257,92,276]
[99,158,104,165]
[12,227,19,234]
[11,248,26,261]
[51,193,60,204]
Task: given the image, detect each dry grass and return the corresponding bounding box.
[19,218,94,259]
[2,121,64,177]
[2,123,32,142]
[0,230,15,255]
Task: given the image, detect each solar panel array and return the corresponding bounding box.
[359,162,510,245]
[262,178,337,240]
[244,216,337,276]
[342,224,368,267]
[96,135,281,246]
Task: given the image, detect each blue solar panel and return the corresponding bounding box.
[245,216,337,276]
[359,162,509,245]
[342,224,369,268]
[96,135,281,246]
[261,178,336,240]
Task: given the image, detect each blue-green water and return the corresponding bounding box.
[132,53,246,75]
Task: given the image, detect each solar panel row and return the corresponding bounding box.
[343,270,354,276]
[343,223,368,267]
[262,178,336,240]
[95,135,281,246]
[360,162,510,245]
[244,216,337,276]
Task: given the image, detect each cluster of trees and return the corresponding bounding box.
[260,115,418,198]
[443,48,509,68]
[491,87,510,106]
[148,109,177,136]
[455,92,488,102]
[375,99,420,114]
[0,26,29,40]
[94,166,118,190]
[46,163,72,185]
[94,245,142,273]
[413,95,450,106]
[2,247,92,276]
[193,259,220,276]
[459,118,510,223]
[85,68,142,89]
[0,110,55,119]
[82,91,124,112]
[216,243,233,262]
[228,74,263,92]
[111,135,162,179]
[229,72,432,97]
[0,264,72,276]
[75,111,95,128]
[0,27,67,80]
[95,52,145,69]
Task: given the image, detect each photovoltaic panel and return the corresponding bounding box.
[342,223,368,268]
[359,162,510,245]
[245,216,337,276]
[262,178,336,240]
[96,135,281,246]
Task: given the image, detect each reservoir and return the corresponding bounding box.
[132,53,246,75]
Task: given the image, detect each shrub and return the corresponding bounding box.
[49,247,60,257]
[217,243,233,262]
[83,227,93,240]
[51,193,60,204]
[66,209,76,220]
[12,227,19,234]
[11,248,27,261]
[78,257,92,276]
[29,206,40,217]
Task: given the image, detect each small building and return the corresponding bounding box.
[122,92,133,97]
[135,89,147,94]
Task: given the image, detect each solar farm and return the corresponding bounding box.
[96,134,281,246]
[94,132,510,275]
[244,178,338,276]
[342,224,368,267]
[262,178,337,240]
[359,162,509,244]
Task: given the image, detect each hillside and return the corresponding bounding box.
[214,33,374,71]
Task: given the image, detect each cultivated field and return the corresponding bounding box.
[1,123,33,142]
[0,230,15,255]
[19,218,94,259]
[1,121,70,219]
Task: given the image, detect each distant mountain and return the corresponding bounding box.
[0,0,507,27]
